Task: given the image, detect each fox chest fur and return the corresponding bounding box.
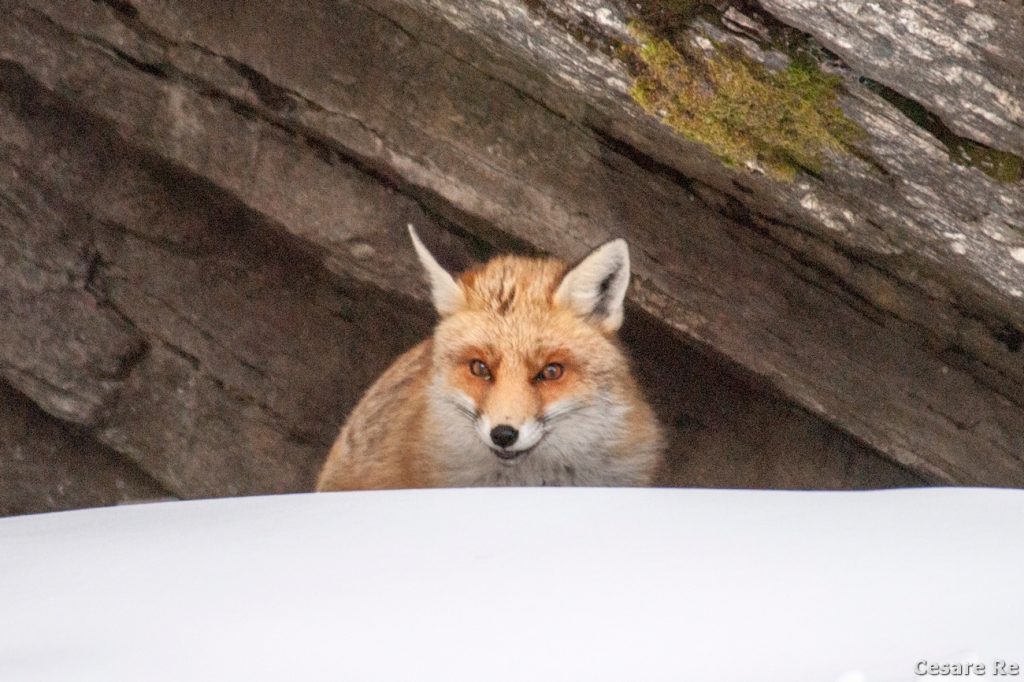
[316,227,664,491]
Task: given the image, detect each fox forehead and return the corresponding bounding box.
[437,306,588,368]
[435,255,585,359]
[431,252,626,383]
[458,255,568,315]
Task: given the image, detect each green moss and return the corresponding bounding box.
[954,145,1023,183]
[627,28,865,180]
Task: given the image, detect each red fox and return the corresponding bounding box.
[316,226,664,490]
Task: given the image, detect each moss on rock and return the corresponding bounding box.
[627,27,865,180]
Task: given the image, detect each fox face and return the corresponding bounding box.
[410,226,660,486]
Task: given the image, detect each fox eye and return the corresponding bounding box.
[469,359,492,380]
[535,363,564,382]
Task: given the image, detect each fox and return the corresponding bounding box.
[315,225,664,491]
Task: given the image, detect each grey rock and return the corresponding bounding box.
[757,0,1024,156]
[0,382,172,516]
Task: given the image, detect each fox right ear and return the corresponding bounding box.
[554,239,631,333]
[408,224,465,316]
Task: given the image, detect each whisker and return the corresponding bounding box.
[446,397,478,421]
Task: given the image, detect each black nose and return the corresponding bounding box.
[490,424,519,448]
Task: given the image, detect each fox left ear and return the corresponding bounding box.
[554,239,630,333]
[408,224,465,316]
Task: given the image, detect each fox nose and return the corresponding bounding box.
[490,424,519,449]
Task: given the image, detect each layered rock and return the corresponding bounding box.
[3,0,1020,513]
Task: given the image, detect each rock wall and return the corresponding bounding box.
[0,383,171,516]
[4,0,1019,514]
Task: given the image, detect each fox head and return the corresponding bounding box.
[409,225,650,477]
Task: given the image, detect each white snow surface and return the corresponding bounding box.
[1,487,1022,681]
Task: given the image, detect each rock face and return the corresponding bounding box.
[1,0,1020,514]
[756,0,1024,157]
[0,383,171,516]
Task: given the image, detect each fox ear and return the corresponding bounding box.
[408,224,465,316]
[554,239,630,332]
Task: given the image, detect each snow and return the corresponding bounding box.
[1,487,1022,681]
